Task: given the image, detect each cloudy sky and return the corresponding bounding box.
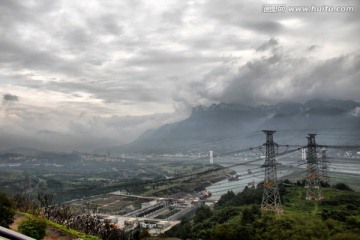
[0,0,359,152]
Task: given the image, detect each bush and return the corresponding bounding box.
[0,192,15,228]
[18,217,47,240]
[333,183,353,191]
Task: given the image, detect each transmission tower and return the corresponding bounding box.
[319,148,329,183]
[261,130,283,214]
[305,134,323,200]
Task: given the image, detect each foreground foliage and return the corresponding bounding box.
[0,192,15,228]
[12,192,124,239]
[163,182,360,240]
[18,217,47,240]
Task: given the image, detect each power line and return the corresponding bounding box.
[149,131,264,154]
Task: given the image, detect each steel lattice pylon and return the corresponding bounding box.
[319,148,329,183]
[261,130,283,214]
[305,134,323,200]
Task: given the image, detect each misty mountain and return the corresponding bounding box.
[96,99,360,154]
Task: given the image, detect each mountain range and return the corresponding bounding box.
[96,99,360,154]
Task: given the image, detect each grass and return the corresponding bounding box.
[16,212,100,240]
[45,220,101,240]
[283,185,360,218]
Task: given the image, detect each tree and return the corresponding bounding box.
[216,191,236,208]
[18,217,47,240]
[334,183,353,191]
[211,206,240,224]
[212,223,236,240]
[139,229,151,239]
[0,192,15,228]
[11,192,39,214]
[37,192,55,218]
[171,217,193,240]
[242,207,256,225]
[194,205,212,224]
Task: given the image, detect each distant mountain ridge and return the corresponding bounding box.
[95,99,360,154]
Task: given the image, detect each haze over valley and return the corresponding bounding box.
[0,1,359,239]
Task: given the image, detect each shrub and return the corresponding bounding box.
[18,217,47,240]
[0,192,15,228]
[333,183,353,191]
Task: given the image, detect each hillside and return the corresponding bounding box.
[163,182,360,240]
[96,99,360,154]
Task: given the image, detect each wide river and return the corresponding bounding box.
[206,158,360,200]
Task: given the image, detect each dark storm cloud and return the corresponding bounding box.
[212,52,359,105]
[243,21,283,34]
[189,34,254,52]
[203,0,359,44]
[203,0,284,34]
[0,1,32,26]
[0,1,60,34]
[0,37,82,76]
[3,93,19,102]
[0,1,123,76]
[161,2,188,25]
[50,78,172,103]
[60,27,93,52]
[308,45,319,52]
[173,37,360,108]
[256,38,279,52]
[0,0,359,152]
[202,0,245,24]
[126,49,225,66]
[94,14,123,35]
[291,54,360,100]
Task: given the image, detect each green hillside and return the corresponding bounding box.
[163,181,360,240]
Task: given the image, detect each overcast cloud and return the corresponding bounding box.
[0,0,359,152]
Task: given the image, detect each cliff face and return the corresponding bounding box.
[96,99,360,154]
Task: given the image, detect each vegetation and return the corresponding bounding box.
[44,219,101,240]
[18,217,47,240]
[163,181,360,240]
[0,191,117,240]
[12,192,124,240]
[0,158,230,203]
[143,165,231,197]
[0,192,15,227]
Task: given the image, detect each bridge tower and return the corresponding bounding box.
[261,130,283,214]
[305,134,323,200]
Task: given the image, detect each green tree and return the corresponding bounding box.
[18,217,47,240]
[177,221,192,240]
[231,186,262,206]
[211,206,240,224]
[333,183,353,191]
[194,205,212,224]
[346,215,360,229]
[213,222,254,240]
[212,223,235,240]
[0,192,15,228]
[193,219,213,239]
[331,231,360,240]
[254,214,330,240]
[241,207,256,225]
[216,191,236,208]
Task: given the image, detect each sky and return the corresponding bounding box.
[0,0,359,152]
